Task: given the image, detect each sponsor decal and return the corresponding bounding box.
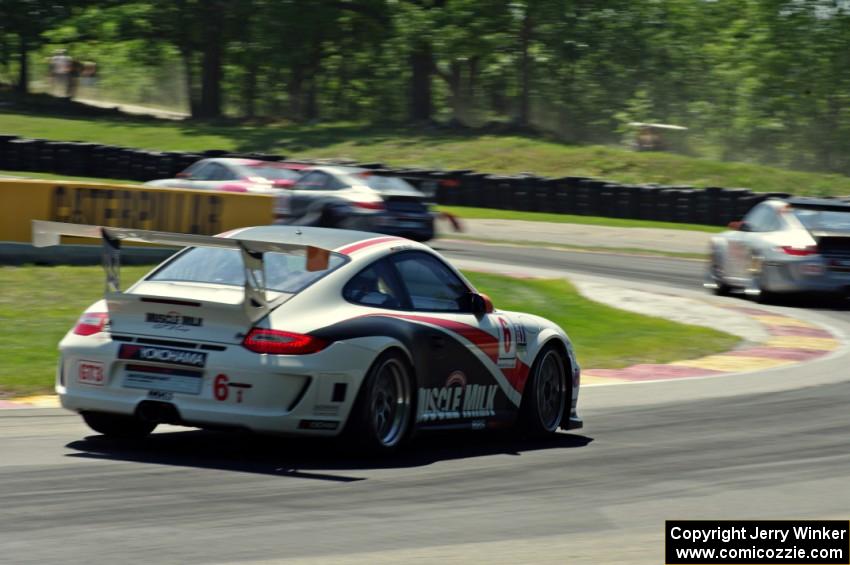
[147,390,173,401]
[497,317,517,368]
[119,344,207,368]
[51,186,222,234]
[514,323,527,347]
[78,361,105,386]
[418,371,498,422]
[145,311,203,331]
[298,419,340,430]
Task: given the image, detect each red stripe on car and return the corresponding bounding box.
[375,313,500,363]
[336,236,403,256]
[502,360,531,394]
[363,313,532,394]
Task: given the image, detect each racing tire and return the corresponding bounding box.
[81,411,157,439]
[708,253,732,296]
[753,272,778,305]
[346,351,415,453]
[519,345,568,436]
[710,268,732,296]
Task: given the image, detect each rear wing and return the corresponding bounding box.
[31,220,333,322]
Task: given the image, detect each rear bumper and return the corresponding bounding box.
[57,333,379,436]
[762,260,850,293]
[346,213,435,242]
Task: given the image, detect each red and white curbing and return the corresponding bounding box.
[582,305,841,386]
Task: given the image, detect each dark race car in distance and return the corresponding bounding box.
[145,158,309,193]
[274,166,435,242]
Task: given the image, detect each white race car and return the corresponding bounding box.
[34,220,582,452]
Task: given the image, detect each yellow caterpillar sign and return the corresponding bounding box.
[0,179,275,243]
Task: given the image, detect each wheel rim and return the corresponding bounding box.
[369,358,411,447]
[536,350,566,432]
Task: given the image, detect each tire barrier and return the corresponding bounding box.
[0,133,818,227]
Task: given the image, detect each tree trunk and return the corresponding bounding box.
[448,61,462,123]
[198,0,224,118]
[305,76,318,121]
[243,60,258,118]
[410,43,433,122]
[180,46,199,117]
[517,9,532,128]
[304,46,322,121]
[16,34,28,96]
[288,65,304,120]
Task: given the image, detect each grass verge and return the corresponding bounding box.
[0,170,141,184]
[466,272,739,370]
[437,205,723,233]
[0,264,151,398]
[3,111,850,195]
[0,265,738,398]
[440,235,706,260]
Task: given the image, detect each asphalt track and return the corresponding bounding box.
[2,241,850,564]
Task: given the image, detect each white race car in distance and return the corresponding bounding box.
[34,220,582,452]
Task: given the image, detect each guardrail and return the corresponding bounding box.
[0,134,806,226]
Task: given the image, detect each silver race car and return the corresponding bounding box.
[33,221,581,452]
[706,197,850,299]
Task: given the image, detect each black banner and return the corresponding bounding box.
[666,520,849,564]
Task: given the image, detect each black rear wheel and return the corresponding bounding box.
[81,411,157,439]
[520,345,568,435]
[709,254,732,296]
[346,351,415,453]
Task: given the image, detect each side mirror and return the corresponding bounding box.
[728,220,743,231]
[469,292,494,315]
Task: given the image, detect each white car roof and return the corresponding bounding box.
[305,165,369,176]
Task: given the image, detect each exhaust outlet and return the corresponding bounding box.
[136,400,182,425]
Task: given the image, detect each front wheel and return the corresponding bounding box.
[81,411,157,438]
[347,351,415,453]
[519,345,568,435]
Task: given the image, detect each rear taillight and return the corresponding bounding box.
[779,245,819,256]
[242,328,328,355]
[73,312,109,336]
[353,201,385,211]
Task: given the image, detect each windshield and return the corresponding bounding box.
[364,175,418,193]
[245,165,302,181]
[792,208,850,232]
[148,247,346,293]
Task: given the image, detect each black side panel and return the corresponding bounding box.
[312,316,516,427]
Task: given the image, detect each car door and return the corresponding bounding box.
[285,171,339,220]
[387,251,519,423]
[198,162,239,191]
[179,162,223,190]
[725,204,774,280]
[168,161,211,189]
